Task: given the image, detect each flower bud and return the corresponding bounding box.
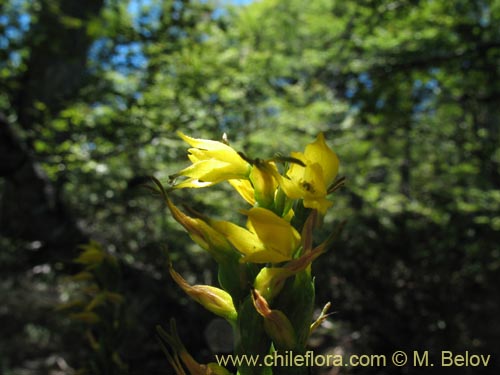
[251,288,297,350]
[165,197,234,263]
[170,265,237,322]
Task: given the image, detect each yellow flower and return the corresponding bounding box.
[210,207,301,263]
[171,132,251,188]
[279,133,339,214]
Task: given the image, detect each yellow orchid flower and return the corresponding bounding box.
[171,132,251,188]
[210,207,301,264]
[279,133,339,214]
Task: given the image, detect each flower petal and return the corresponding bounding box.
[304,133,339,186]
[175,159,247,183]
[250,162,279,208]
[240,250,291,264]
[210,220,266,256]
[178,132,236,152]
[246,207,300,258]
[228,179,255,205]
[172,132,251,188]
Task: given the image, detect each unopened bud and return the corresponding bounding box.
[165,197,233,263]
[170,265,237,322]
[251,288,297,350]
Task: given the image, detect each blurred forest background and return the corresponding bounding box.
[1,0,500,374]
